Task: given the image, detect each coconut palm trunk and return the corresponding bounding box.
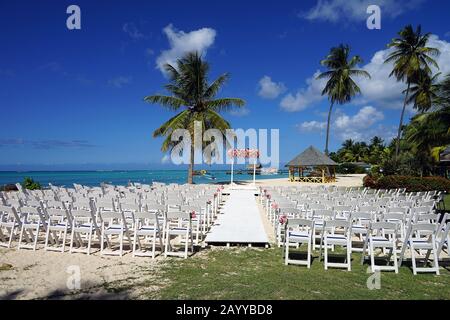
[188,142,195,184]
[324,102,334,156]
[395,82,411,159]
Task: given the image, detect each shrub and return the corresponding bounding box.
[364,175,450,192]
[22,177,41,190]
[363,175,378,189]
[0,184,19,192]
[336,163,368,174]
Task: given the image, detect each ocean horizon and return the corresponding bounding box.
[0,169,289,187]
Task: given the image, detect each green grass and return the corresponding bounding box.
[149,247,450,300]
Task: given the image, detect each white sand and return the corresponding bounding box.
[0,174,364,300]
[0,248,162,300]
[244,174,366,187]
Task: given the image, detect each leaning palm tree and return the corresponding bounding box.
[406,70,441,113]
[144,52,245,184]
[316,44,371,155]
[384,24,440,159]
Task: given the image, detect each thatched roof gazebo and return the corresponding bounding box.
[285,146,338,183]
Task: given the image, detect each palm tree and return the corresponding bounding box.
[316,44,371,155]
[406,70,441,113]
[384,24,440,159]
[144,52,245,184]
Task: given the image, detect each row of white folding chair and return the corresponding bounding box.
[284,218,352,270]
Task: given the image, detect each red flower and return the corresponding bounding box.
[278,215,287,224]
[191,211,197,219]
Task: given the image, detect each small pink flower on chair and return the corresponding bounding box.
[271,203,279,209]
[266,194,271,199]
[278,215,287,224]
[191,211,197,219]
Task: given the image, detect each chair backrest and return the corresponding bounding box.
[370,221,398,236]
[324,219,351,230]
[382,213,406,222]
[414,213,438,223]
[351,212,372,222]
[312,209,334,220]
[134,210,159,222]
[287,218,314,228]
[166,211,190,220]
[0,205,21,224]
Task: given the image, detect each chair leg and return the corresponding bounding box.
[432,245,440,276]
[152,232,157,259]
[164,231,169,257]
[411,244,417,275]
[44,227,50,250]
[307,238,312,269]
[61,228,67,253]
[347,242,352,271]
[87,231,92,255]
[70,229,75,253]
[324,239,328,270]
[370,242,375,273]
[393,246,399,274]
[17,225,25,250]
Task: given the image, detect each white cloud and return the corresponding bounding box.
[356,35,450,108]
[161,155,170,164]
[156,24,216,76]
[228,107,250,117]
[298,106,389,142]
[281,35,450,111]
[108,76,132,88]
[257,76,286,99]
[123,22,145,40]
[301,0,424,22]
[280,71,326,112]
[298,120,327,132]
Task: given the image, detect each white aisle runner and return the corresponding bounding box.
[205,189,269,246]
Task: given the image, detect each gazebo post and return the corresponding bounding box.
[322,167,325,183]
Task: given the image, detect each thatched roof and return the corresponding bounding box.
[285,146,337,167]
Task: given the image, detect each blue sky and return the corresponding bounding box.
[1,0,450,170]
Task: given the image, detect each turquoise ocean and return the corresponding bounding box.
[0,170,289,187]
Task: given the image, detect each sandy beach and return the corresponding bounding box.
[0,248,162,300]
[243,174,366,188]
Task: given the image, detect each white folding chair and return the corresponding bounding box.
[399,223,440,275]
[132,211,163,258]
[17,206,45,251]
[320,219,352,271]
[44,206,71,252]
[0,205,22,248]
[164,211,193,259]
[284,218,314,268]
[350,211,372,253]
[361,222,399,273]
[69,208,100,255]
[100,210,133,257]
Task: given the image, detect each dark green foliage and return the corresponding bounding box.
[364,175,450,192]
[22,177,41,190]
